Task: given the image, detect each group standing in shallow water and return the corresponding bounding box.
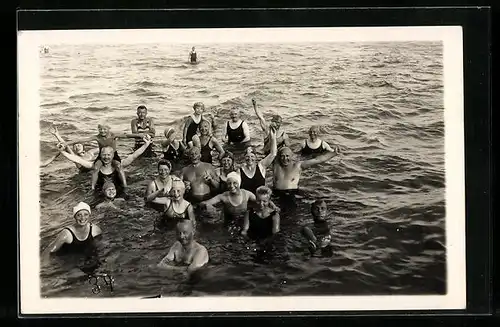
[43,97,342,275]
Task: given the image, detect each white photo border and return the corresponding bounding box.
[18,26,466,314]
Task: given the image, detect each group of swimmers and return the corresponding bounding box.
[42,99,341,274]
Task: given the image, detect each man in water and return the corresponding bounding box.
[188,46,197,63]
[158,219,209,273]
[131,105,156,157]
[273,146,340,191]
[252,99,290,154]
[181,146,220,203]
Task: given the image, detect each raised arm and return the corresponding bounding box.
[241,121,251,143]
[187,246,209,273]
[182,116,190,144]
[300,150,338,170]
[252,99,269,134]
[260,128,277,168]
[212,138,225,159]
[121,136,153,167]
[57,144,94,169]
[66,136,97,147]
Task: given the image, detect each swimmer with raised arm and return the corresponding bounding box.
[158,219,209,274]
[192,119,225,164]
[58,135,153,198]
[299,126,339,156]
[182,102,216,146]
[252,99,289,154]
[223,108,251,145]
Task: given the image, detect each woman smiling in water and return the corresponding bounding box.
[145,159,182,211]
[161,180,196,227]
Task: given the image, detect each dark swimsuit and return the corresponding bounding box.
[301,140,326,156]
[163,143,183,162]
[200,136,213,164]
[134,119,154,156]
[311,220,333,256]
[240,165,265,195]
[248,209,276,240]
[58,224,95,255]
[227,121,246,144]
[185,116,202,144]
[94,169,126,200]
[164,201,191,221]
[190,52,197,63]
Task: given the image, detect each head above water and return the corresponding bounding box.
[193,102,205,115]
[102,181,117,200]
[136,105,148,120]
[100,146,115,164]
[192,46,195,51]
[220,151,234,171]
[164,128,176,140]
[73,202,91,225]
[308,126,320,140]
[244,148,257,166]
[176,219,195,246]
[170,180,186,199]
[230,108,240,121]
[187,146,201,163]
[73,143,85,155]
[199,119,212,135]
[157,159,172,176]
[97,124,111,136]
[255,186,273,209]
[311,199,328,221]
[278,146,293,165]
[226,172,241,193]
[270,115,283,129]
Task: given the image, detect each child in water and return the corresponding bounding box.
[302,200,334,256]
[95,182,126,210]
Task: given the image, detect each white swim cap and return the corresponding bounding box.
[226,172,241,187]
[73,201,91,216]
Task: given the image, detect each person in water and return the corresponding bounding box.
[192,119,225,164]
[158,219,209,274]
[58,135,153,200]
[95,182,126,210]
[239,128,277,195]
[66,123,143,191]
[181,146,220,204]
[241,186,280,240]
[43,202,102,258]
[223,108,251,145]
[252,99,290,154]
[160,128,186,163]
[273,145,339,192]
[213,151,236,193]
[145,159,182,211]
[131,105,156,157]
[42,125,99,171]
[162,179,196,226]
[182,102,216,146]
[301,200,334,256]
[200,172,257,231]
[188,46,197,63]
[299,126,338,156]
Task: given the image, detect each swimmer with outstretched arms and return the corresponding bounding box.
[131,105,156,157]
[273,146,340,191]
[41,125,99,170]
[181,146,220,204]
[299,126,339,156]
[252,99,290,154]
[158,219,209,274]
[182,102,216,147]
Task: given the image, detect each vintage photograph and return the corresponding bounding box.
[18,26,466,313]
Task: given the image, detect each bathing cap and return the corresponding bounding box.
[226,172,241,187]
[102,181,115,192]
[165,128,175,138]
[73,202,91,216]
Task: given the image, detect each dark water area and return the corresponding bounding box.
[39,41,446,298]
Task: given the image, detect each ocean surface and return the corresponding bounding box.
[38,42,446,298]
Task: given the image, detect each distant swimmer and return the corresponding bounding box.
[157,219,209,274]
[181,146,220,204]
[273,146,339,192]
[192,120,225,164]
[252,99,290,154]
[188,46,197,63]
[299,126,339,156]
[144,159,182,211]
[131,105,156,157]
[42,202,102,259]
[182,102,216,146]
[95,182,126,210]
[223,108,251,145]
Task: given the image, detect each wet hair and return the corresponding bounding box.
[137,105,148,111]
[98,123,110,130]
[193,102,204,110]
[199,119,212,129]
[309,126,320,133]
[311,200,327,215]
[157,159,172,170]
[255,186,272,198]
[187,146,201,156]
[102,181,116,192]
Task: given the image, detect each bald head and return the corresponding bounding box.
[176,219,195,245]
[278,146,293,166]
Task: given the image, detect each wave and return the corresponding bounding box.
[68,92,115,100]
[41,101,69,108]
[355,80,398,89]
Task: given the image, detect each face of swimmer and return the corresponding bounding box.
[193,103,204,115]
[270,116,282,130]
[104,185,117,200]
[98,125,110,137]
[170,183,185,201]
[230,109,239,122]
[137,107,148,120]
[221,156,233,171]
[158,164,171,180]
[199,120,211,136]
[74,209,90,226]
[279,148,293,166]
[309,126,319,141]
[73,143,85,155]
[189,147,201,164]
[256,193,271,211]
[312,201,328,222]
[226,177,240,194]
[100,147,114,165]
[164,130,176,142]
[177,221,195,246]
[244,151,257,166]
